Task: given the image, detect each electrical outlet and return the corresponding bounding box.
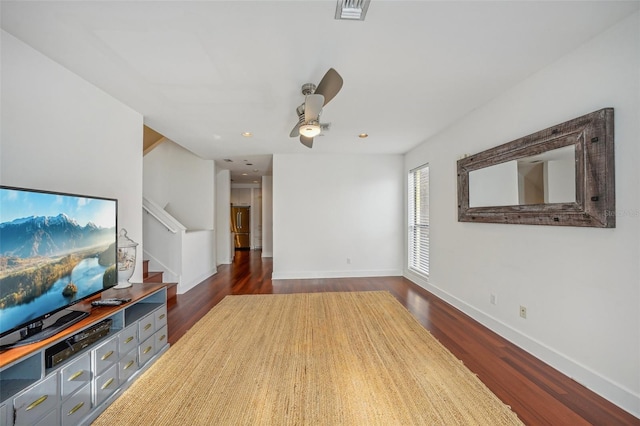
[490,294,497,305]
[519,305,527,319]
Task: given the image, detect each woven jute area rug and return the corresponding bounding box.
[93,291,523,425]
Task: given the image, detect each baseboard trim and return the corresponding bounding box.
[178,268,217,294]
[404,271,640,419]
[272,269,402,280]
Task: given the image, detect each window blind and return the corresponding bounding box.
[408,164,429,276]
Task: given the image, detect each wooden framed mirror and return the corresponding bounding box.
[457,108,615,227]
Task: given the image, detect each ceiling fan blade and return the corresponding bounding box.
[300,135,313,148]
[290,122,300,137]
[304,94,324,122]
[314,68,343,106]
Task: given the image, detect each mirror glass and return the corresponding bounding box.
[469,145,576,207]
[457,108,614,227]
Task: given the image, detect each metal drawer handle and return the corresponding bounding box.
[101,350,114,361]
[101,378,115,390]
[68,401,85,416]
[124,336,134,344]
[143,346,153,354]
[26,395,48,411]
[158,314,166,320]
[124,360,135,370]
[68,371,84,381]
[144,323,152,331]
[159,334,166,342]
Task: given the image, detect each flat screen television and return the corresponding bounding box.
[0,185,118,348]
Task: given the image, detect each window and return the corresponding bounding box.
[408,164,429,276]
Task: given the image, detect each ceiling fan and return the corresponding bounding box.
[290,68,343,148]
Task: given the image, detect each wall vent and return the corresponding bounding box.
[335,0,371,21]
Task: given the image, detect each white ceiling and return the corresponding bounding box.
[2,1,637,183]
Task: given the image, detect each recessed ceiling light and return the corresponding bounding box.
[241,132,253,137]
[246,163,253,166]
[242,173,248,176]
[359,133,369,138]
[253,169,259,172]
[223,158,233,162]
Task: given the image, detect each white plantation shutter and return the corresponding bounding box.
[408,164,429,276]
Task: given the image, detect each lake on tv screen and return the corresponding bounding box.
[0,257,110,334]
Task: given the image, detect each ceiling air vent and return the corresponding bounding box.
[335,0,371,21]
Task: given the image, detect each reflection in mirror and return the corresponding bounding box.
[519,145,575,205]
[469,160,518,207]
[469,145,575,208]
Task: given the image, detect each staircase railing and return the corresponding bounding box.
[143,197,185,234]
[143,204,177,234]
[142,197,217,294]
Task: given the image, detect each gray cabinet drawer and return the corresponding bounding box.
[61,383,91,426]
[118,324,138,356]
[138,338,155,366]
[34,408,58,426]
[154,325,168,353]
[13,374,58,426]
[93,336,118,376]
[154,307,167,329]
[60,353,91,400]
[94,364,118,407]
[0,403,9,426]
[138,313,155,342]
[118,351,138,383]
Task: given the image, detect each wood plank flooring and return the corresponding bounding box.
[167,250,639,425]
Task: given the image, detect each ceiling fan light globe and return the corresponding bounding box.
[299,123,321,138]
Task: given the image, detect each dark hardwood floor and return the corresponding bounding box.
[167,250,639,426]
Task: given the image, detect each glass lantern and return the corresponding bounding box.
[114,228,138,289]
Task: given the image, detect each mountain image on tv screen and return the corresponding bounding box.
[0,187,117,336]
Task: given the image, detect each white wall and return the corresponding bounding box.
[215,168,232,264]
[405,13,640,416]
[261,176,273,258]
[251,188,262,249]
[1,31,144,281]
[546,156,576,203]
[273,154,404,279]
[230,187,252,206]
[143,139,214,231]
[182,229,216,293]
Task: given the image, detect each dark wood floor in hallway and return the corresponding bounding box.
[167,250,638,426]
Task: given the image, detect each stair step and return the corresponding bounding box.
[141,260,175,305]
[142,260,163,282]
[142,259,150,278]
[144,271,164,283]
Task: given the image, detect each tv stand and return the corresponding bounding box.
[0,284,168,426]
[1,309,90,349]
